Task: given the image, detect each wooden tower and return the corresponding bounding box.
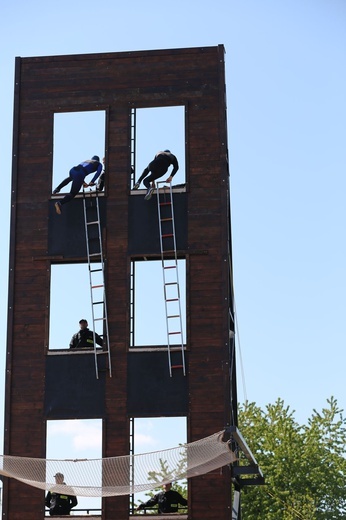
[4,46,238,519]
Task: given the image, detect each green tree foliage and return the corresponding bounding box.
[238,397,346,519]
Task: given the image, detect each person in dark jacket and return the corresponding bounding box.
[69,319,103,349]
[53,155,103,214]
[136,482,187,514]
[133,150,179,200]
[45,472,78,516]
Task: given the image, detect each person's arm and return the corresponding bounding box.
[136,494,158,510]
[177,492,187,506]
[95,332,103,347]
[97,171,105,190]
[45,492,51,508]
[166,155,179,182]
[136,166,150,184]
[70,495,78,509]
[69,333,77,349]
[89,163,103,185]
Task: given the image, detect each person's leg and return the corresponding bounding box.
[136,158,165,188]
[53,176,72,193]
[143,170,166,200]
[143,176,152,189]
[60,169,85,205]
[143,168,166,188]
[55,168,85,214]
[54,173,73,214]
[135,167,150,188]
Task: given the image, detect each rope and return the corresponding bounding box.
[0,431,236,497]
[234,298,247,403]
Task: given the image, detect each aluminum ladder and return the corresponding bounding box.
[82,190,112,379]
[156,181,186,376]
[130,108,136,187]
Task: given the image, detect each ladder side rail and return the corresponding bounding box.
[129,261,135,348]
[156,185,173,376]
[83,191,99,379]
[129,417,135,513]
[103,284,111,377]
[129,108,136,346]
[94,193,112,377]
[130,108,136,187]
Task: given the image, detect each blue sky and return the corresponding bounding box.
[0,0,345,484]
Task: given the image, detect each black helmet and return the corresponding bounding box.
[164,149,171,153]
[91,155,100,161]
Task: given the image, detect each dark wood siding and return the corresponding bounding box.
[4,45,235,519]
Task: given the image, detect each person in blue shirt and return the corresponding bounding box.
[134,150,179,200]
[53,155,103,214]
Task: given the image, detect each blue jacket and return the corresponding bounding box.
[79,159,103,184]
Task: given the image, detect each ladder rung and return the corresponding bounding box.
[161,218,173,222]
[160,202,172,206]
[163,265,177,269]
[168,331,181,335]
[92,301,104,306]
[87,220,100,225]
[90,268,103,273]
[162,250,175,254]
[89,253,101,257]
[172,365,184,369]
[165,282,178,286]
[94,317,106,322]
[166,298,179,302]
[167,315,180,318]
[162,234,174,238]
[91,284,104,289]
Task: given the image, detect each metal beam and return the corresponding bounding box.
[226,426,264,478]
[232,465,260,476]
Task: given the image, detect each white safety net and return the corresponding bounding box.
[0,431,236,497]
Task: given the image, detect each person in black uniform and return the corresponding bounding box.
[133,150,179,200]
[69,319,103,349]
[45,472,78,516]
[136,482,187,514]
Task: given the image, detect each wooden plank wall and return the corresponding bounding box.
[4,46,235,519]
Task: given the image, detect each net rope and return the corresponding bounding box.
[0,431,236,497]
